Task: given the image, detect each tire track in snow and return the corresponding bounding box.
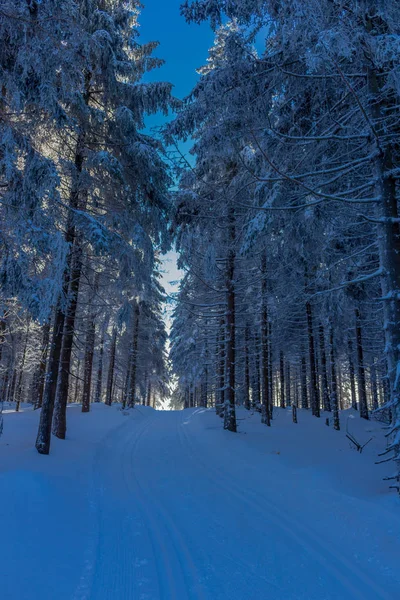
[175,410,283,595]
[126,413,207,600]
[179,409,393,600]
[73,410,158,600]
[71,414,135,600]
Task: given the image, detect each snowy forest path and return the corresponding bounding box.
[74,407,397,600]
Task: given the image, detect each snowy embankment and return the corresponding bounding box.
[1,404,399,600]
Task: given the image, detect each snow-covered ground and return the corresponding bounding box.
[1,404,399,600]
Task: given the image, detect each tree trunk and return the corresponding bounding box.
[365,34,400,459]
[285,361,291,408]
[348,338,357,410]
[82,318,95,413]
[329,328,340,430]
[105,328,117,406]
[319,324,331,411]
[73,359,81,405]
[370,361,379,412]
[306,301,320,417]
[52,244,83,438]
[279,351,286,409]
[260,253,270,425]
[0,310,7,365]
[253,334,261,411]
[127,302,140,409]
[243,325,250,410]
[95,327,105,403]
[224,209,237,433]
[216,318,225,417]
[146,380,152,407]
[36,124,87,451]
[300,343,309,409]
[355,308,369,420]
[268,322,273,418]
[36,304,65,454]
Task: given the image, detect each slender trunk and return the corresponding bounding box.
[105,328,117,406]
[95,327,105,403]
[260,253,270,425]
[279,351,285,409]
[329,328,340,430]
[295,369,300,408]
[36,304,65,454]
[146,380,152,407]
[253,334,261,411]
[285,361,291,408]
[348,338,357,410]
[243,325,250,410]
[306,301,320,417]
[82,318,95,413]
[268,322,273,418]
[204,337,209,408]
[0,311,7,364]
[122,366,130,410]
[370,361,379,412]
[380,360,390,408]
[355,308,369,420]
[224,209,237,433]
[127,302,140,409]
[337,363,344,410]
[201,375,208,408]
[319,324,331,411]
[52,245,83,438]
[216,319,225,417]
[300,342,309,409]
[82,272,98,412]
[73,359,81,404]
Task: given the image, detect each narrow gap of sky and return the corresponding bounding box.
[139,1,214,325]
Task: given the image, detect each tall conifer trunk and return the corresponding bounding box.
[348,339,357,410]
[306,300,320,417]
[329,328,340,431]
[216,319,225,417]
[260,253,270,425]
[300,342,309,409]
[105,328,117,406]
[95,327,105,403]
[127,302,140,409]
[224,207,237,433]
[279,351,285,409]
[243,325,250,410]
[319,325,331,411]
[355,308,369,420]
[366,27,400,456]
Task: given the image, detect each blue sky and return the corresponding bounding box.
[139,1,214,307]
[140,0,214,110]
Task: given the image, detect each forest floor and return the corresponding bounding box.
[1,403,400,600]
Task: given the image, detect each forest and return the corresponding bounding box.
[0,0,399,482]
[1,2,400,599]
